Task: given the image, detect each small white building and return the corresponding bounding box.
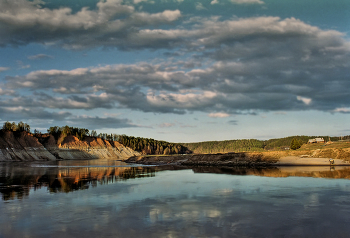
[308,138,325,143]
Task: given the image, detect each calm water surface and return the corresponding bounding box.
[1,159,350,237]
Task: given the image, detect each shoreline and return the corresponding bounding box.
[275,156,350,166]
[125,153,350,167]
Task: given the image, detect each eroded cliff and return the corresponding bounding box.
[0,131,140,161]
[0,131,56,161]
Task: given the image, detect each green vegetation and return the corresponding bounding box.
[182,139,265,154]
[182,135,349,154]
[47,125,89,141]
[118,135,188,155]
[2,121,31,133]
[290,138,303,150]
[90,130,120,141]
[47,125,188,155]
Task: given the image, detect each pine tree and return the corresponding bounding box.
[290,138,302,150]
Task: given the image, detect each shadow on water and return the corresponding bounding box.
[1,159,350,200]
[189,165,350,179]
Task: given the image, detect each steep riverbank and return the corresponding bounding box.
[0,131,140,161]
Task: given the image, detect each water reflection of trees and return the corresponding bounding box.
[3,164,350,201]
[0,166,156,200]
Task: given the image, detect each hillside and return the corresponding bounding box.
[182,135,349,154]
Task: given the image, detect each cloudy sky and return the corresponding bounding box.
[0,0,349,142]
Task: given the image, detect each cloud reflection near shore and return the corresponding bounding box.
[1,164,350,237]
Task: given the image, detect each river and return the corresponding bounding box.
[1,159,350,237]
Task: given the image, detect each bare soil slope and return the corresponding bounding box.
[0,131,140,161]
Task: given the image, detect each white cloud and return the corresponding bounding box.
[159,123,175,128]
[0,67,9,72]
[21,65,30,69]
[4,29,350,115]
[230,0,264,4]
[27,54,54,60]
[211,0,219,4]
[195,2,207,11]
[333,108,350,113]
[0,0,181,49]
[1,10,350,116]
[297,96,312,105]
[208,112,230,118]
[147,91,217,108]
[0,88,14,95]
[16,60,30,69]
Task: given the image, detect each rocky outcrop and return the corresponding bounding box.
[0,131,140,161]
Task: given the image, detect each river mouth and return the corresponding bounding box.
[1,159,350,237]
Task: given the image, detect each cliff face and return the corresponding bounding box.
[0,131,140,161]
[44,135,140,160]
[0,131,56,161]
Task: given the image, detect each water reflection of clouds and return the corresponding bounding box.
[2,171,350,237]
[3,165,350,237]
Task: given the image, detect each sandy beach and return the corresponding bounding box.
[277,156,350,166]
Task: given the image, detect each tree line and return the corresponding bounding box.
[47,125,90,142]
[2,121,31,133]
[118,135,189,155]
[182,139,266,154]
[46,126,188,155]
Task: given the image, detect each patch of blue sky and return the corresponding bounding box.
[0,45,160,78]
[263,0,350,33]
[37,0,100,13]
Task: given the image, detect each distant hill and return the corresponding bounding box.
[181,135,349,154]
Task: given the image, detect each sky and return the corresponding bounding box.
[0,0,349,143]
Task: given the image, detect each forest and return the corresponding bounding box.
[118,135,189,155]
